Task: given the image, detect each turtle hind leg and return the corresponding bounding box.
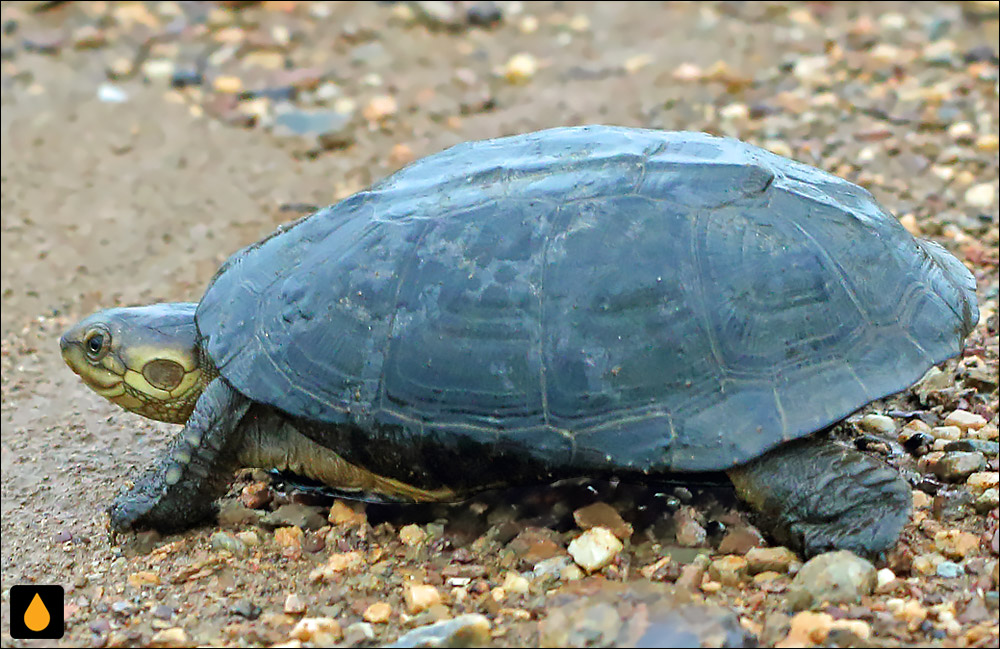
[727,437,911,559]
[109,379,251,533]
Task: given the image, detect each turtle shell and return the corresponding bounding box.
[196,126,977,479]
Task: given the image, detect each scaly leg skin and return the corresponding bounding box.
[108,379,251,533]
[727,437,912,559]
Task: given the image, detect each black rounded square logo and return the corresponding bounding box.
[9,585,65,639]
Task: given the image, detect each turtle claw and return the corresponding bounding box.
[107,481,217,533]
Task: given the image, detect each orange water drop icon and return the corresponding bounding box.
[24,592,51,632]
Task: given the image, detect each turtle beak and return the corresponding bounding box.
[60,328,80,369]
[59,331,72,361]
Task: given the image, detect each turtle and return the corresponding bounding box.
[61,126,978,558]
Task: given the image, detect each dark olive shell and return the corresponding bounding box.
[196,126,977,481]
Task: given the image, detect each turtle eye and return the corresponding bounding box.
[84,329,110,361]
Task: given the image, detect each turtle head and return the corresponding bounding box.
[60,303,214,424]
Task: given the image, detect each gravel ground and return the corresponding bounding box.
[1,2,997,647]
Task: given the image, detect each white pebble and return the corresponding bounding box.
[876,567,896,588]
[860,414,896,434]
[965,183,996,208]
[567,526,623,572]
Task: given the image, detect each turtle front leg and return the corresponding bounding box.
[109,379,251,532]
[726,437,911,559]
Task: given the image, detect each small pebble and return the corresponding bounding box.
[673,62,703,81]
[567,526,623,572]
[404,583,442,614]
[933,452,987,482]
[913,553,946,576]
[127,571,159,587]
[944,410,988,431]
[142,59,175,81]
[89,618,111,634]
[111,601,135,616]
[972,424,998,441]
[328,500,366,526]
[364,601,392,624]
[640,556,673,580]
[231,599,261,620]
[718,526,765,554]
[949,439,999,455]
[213,75,243,94]
[274,526,304,552]
[466,2,503,27]
[284,593,307,615]
[519,15,539,34]
[976,134,1000,152]
[235,530,260,547]
[290,618,342,644]
[502,53,538,83]
[272,108,355,151]
[170,69,203,88]
[860,413,896,434]
[573,502,633,539]
[876,568,896,589]
[746,546,798,574]
[502,572,530,595]
[677,560,708,591]
[936,529,981,560]
[936,561,964,579]
[964,183,996,208]
[309,551,363,582]
[974,488,999,514]
[887,597,928,631]
[240,482,273,509]
[675,513,707,547]
[345,621,376,644]
[532,556,572,581]
[787,551,875,610]
[362,94,398,123]
[561,563,585,581]
[302,531,326,553]
[97,84,129,103]
[263,504,327,530]
[400,523,428,546]
[899,213,921,235]
[719,103,750,122]
[776,611,832,647]
[507,527,562,564]
[210,531,246,555]
[947,121,976,141]
[150,627,188,647]
[708,555,748,586]
[753,571,782,584]
[932,426,962,441]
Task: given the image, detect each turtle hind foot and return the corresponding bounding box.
[728,437,911,560]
